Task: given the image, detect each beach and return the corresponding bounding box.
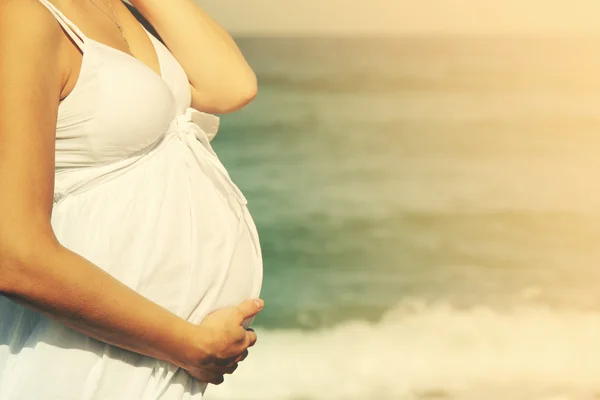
[206,36,600,400]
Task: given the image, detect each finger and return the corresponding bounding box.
[187,369,221,385]
[235,299,264,323]
[214,354,239,367]
[210,374,225,385]
[234,349,249,363]
[214,363,238,375]
[245,329,258,348]
[217,349,248,368]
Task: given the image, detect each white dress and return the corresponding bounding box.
[0,1,263,399]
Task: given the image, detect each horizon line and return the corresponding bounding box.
[230,31,600,39]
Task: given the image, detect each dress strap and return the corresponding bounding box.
[37,0,86,51]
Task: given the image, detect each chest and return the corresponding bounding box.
[55,32,192,168]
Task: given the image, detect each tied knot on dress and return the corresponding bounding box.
[168,107,220,142]
[166,108,248,218]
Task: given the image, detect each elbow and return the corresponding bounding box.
[191,72,258,114]
[0,242,26,295]
[0,233,59,296]
[216,82,257,114]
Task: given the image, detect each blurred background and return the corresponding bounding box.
[199,1,600,399]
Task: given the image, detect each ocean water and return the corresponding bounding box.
[206,36,600,400]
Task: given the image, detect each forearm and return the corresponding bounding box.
[129,0,256,111]
[1,241,199,368]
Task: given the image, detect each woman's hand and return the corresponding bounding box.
[178,299,264,385]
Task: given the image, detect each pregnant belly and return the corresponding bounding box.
[50,141,263,325]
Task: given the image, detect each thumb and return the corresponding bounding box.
[236,299,264,321]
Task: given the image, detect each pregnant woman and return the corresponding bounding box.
[0,0,263,398]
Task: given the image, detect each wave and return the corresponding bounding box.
[256,72,600,94]
[206,302,600,400]
[256,73,505,94]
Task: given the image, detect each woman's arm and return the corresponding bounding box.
[0,0,260,385]
[126,0,257,114]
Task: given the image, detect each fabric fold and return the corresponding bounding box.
[166,108,249,214]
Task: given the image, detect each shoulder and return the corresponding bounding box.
[0,0,70,92]
[0,0,63,40]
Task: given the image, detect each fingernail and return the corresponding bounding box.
[254,298,264,309]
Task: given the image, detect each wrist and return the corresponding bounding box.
[171,322,212,370]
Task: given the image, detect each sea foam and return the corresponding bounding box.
[206,301,600,400]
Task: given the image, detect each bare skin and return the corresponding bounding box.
[55,0,256,112]
[0,0,262,386]
[52,0,166,102]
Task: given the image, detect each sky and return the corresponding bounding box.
[198,0,600,36]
